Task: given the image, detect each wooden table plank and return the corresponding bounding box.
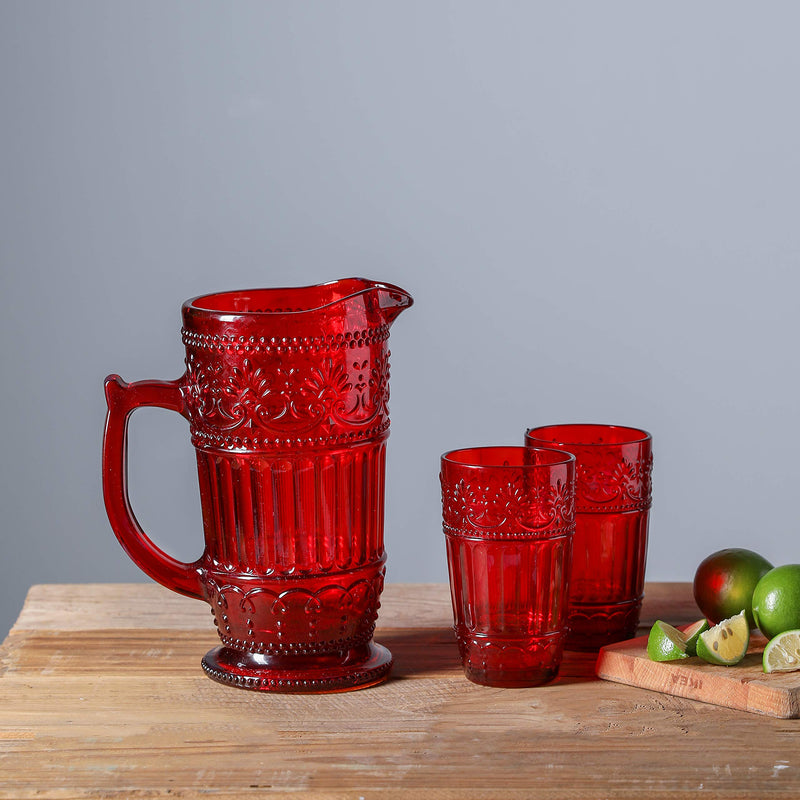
[8,582,700,633]
[1,582,798,799]
[8,583,456,632]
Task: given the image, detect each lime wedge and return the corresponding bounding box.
[681,618,710,657]
[695,610,749,666]
[647,620,691,662]
[763,629,800,674]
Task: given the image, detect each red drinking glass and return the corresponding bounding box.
[440,446,576,687]
[524,424,653,650]
[102,278,412,692]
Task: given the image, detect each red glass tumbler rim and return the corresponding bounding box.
[525,423,652,448]
[183,277,413,318]
[441,445,575,471]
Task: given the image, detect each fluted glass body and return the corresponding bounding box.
[102,279,412,692]
[525,424,653,650]
[440,446,576,687]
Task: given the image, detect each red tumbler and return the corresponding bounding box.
[440,446,575,687]
[525,424,653,650]
[102,278,412,692]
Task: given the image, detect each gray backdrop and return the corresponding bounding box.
[2,2,799,637]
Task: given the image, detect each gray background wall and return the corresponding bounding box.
[2,2,799,637]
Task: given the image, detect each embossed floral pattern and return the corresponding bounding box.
[181,345,392,449]
[222,358,273,427]
[303,358,351,415]
[441,472,575,538]
[576,451,653,512]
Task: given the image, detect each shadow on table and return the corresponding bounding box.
[375,627,462,679]
[375,627,601,683]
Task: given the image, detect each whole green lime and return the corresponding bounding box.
[752,565,800,640]
[693,548,773,628]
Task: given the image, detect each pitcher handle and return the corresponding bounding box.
[102,374,204,600]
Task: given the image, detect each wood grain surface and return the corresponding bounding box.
[1,582,799,799]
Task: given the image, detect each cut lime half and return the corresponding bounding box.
[695,610,750,666]
[763,629,800,674]
[647,620,691,662]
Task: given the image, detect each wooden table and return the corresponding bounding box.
[1,582,798,798]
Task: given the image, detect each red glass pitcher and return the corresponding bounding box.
[102,278,413,692]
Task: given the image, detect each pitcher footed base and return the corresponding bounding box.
[200,642,393,693]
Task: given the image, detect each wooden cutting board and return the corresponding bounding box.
[596,630,800,718]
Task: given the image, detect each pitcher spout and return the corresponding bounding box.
[365,279,414,326]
